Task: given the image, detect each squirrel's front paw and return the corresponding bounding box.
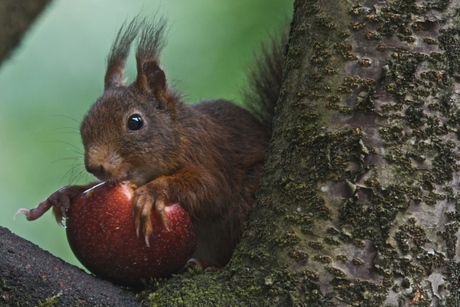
[16,185,88,226]
[133,179,170,246]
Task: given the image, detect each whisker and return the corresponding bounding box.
[45,114,81,124]
[68,169,87,185]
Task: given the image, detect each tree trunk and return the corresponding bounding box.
[2,0,460,306]
[147,0,460,305]
[0,0,52,66]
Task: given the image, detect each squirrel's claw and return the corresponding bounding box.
[133,192,154,246]
[133,183,170,247]
[15,199,53,221]
[52,205,66,227]
[154,199,169,230]
[185,258,222,272]
[14,208,33,220]
[16,185,87,224]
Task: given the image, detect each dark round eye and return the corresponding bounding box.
[127,114,144,131]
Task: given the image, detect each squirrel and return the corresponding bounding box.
[19,16,286,268]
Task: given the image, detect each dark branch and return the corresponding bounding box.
[0,226,140,306]
[0,0,52,66]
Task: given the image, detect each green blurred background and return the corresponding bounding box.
[0,0,293,268]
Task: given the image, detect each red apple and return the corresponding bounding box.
[65,181,196,288]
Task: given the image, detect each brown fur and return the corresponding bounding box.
[81,82,269,266]
[30,16,285,267]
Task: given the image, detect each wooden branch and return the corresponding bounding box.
[0,0,52,65]
[0,226,140,306]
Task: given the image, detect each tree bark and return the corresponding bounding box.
[0,227,139,306]
[2,0,460,306]
[146,0,460,305]
[0,0,52,66]
[244,0,459,305]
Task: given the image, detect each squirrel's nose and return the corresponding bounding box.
[86,163,106,178]
[84,146,123,180]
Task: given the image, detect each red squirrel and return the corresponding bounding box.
[19,16,285,268]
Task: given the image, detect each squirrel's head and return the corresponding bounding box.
[80,17,181,186]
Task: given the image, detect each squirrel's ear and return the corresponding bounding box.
[135,59,167,98]
[133,17,171,106]
[105,19,140,90]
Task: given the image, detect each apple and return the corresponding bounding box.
[65,181,196,288]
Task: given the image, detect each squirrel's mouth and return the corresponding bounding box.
[102,171,151,188]
[85,157,154,187]
[88,168,128,185]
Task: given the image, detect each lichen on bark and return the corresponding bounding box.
[148,0,460,305]
[225,0,459,305]
[1,0,459,305]
[260,0,460,305]
[336,1,460,305]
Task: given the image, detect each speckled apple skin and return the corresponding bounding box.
[66,181,196,288]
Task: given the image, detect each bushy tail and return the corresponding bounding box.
[243,30,288,135]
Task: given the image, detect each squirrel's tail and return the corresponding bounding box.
[243,29,287,135]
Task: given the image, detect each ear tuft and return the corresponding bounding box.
[104,16,175,111]
[134,17,169,98]
[104,18,141,90]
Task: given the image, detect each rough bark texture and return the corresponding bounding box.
[0,227,139,306]
[0,0,52,66]
[2,0,460,306]
[230,0,460,305]
[145,0,460,305]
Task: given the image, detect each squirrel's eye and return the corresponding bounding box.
[127,114,144,131]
